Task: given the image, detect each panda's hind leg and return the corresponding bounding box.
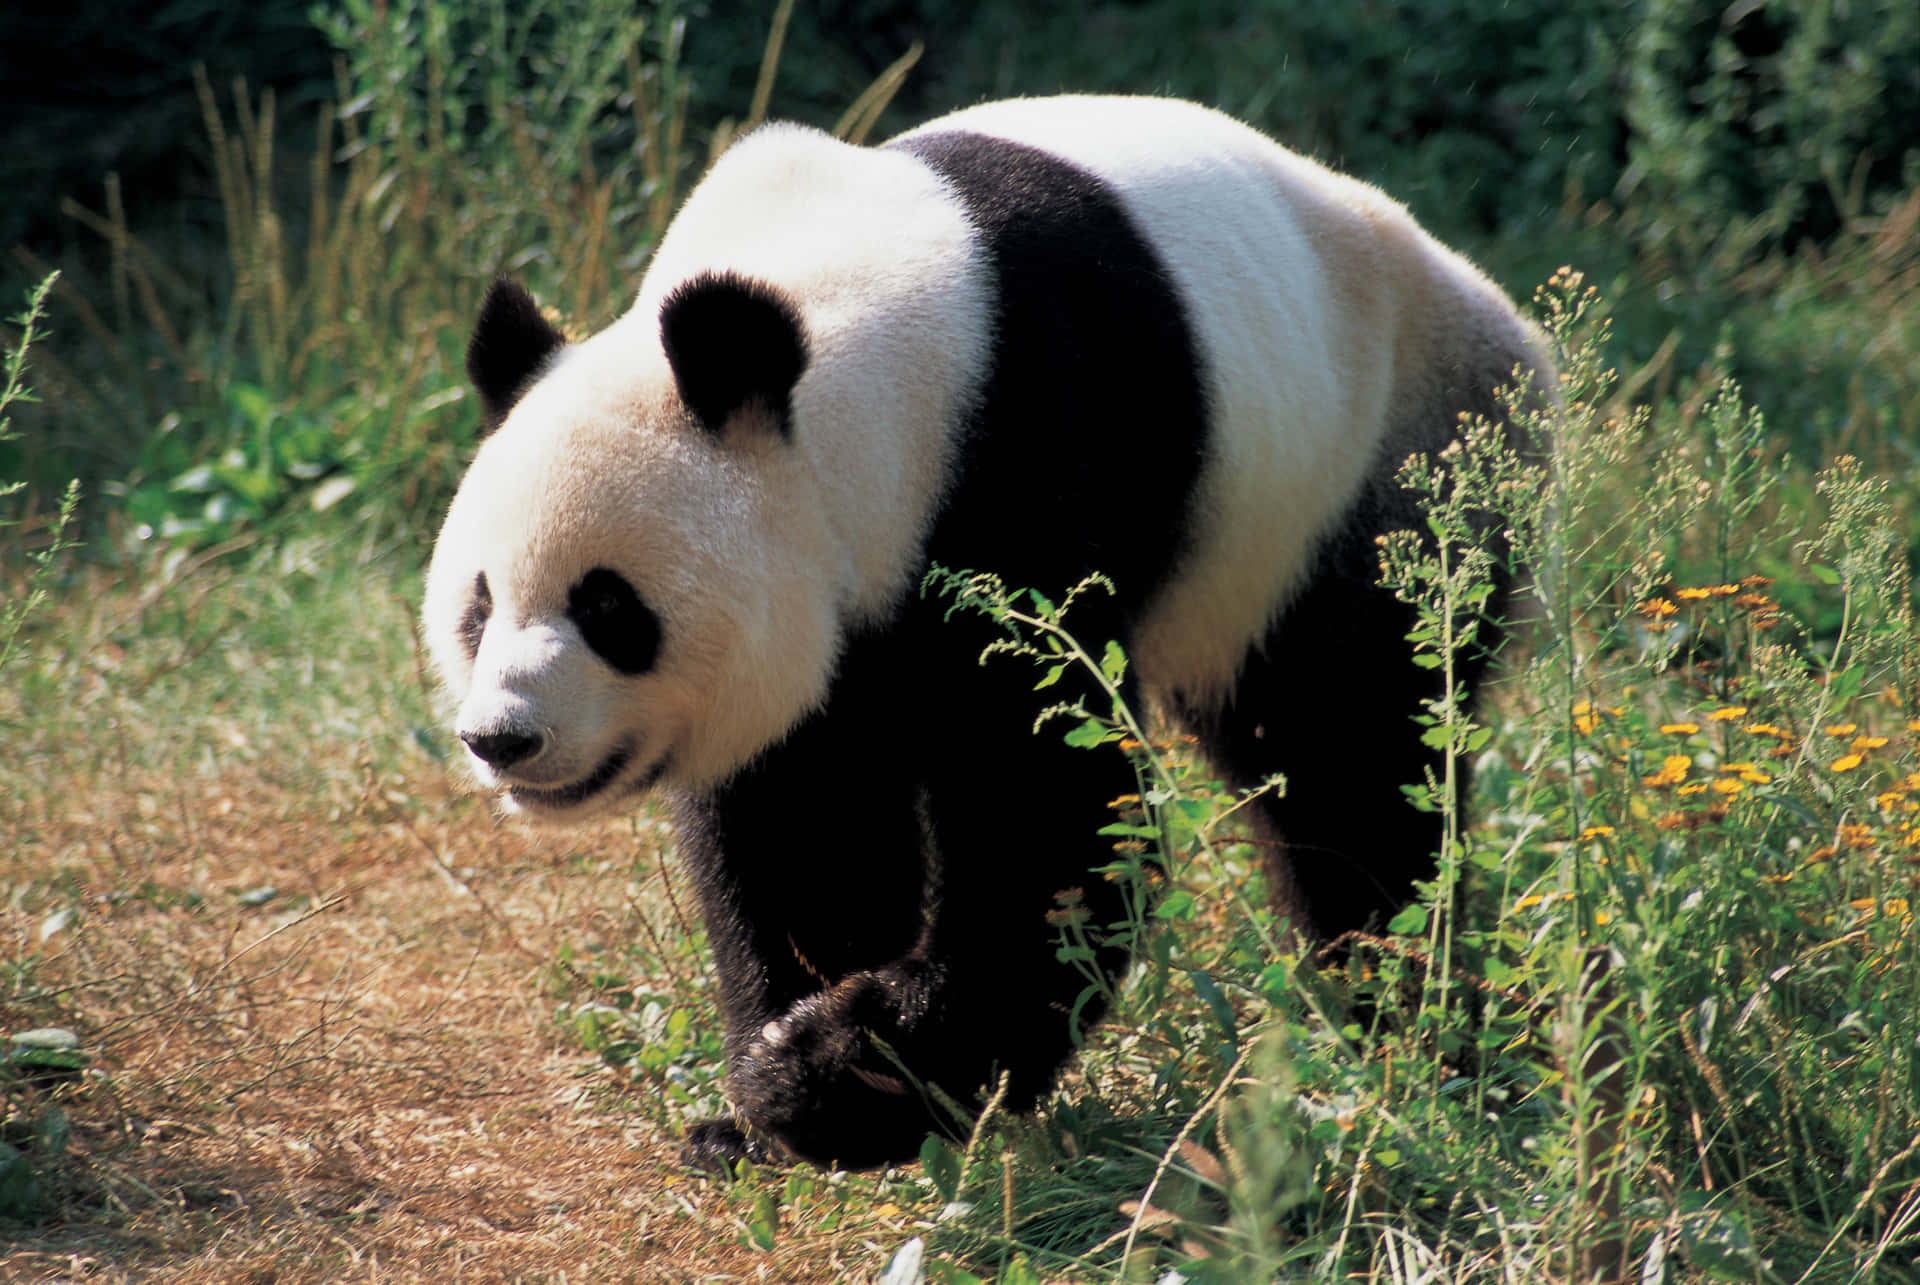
[1186,533,1507,944]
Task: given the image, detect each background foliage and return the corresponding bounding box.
[4,0,1917,538]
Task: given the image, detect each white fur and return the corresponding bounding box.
[426,95,1540,817]
[897,95,1532,703]
[424,124,991,809]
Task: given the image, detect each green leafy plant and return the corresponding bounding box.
[1,273,81,681]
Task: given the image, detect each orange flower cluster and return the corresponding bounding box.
[1826,722,1896,773]
[1866,772,1920,852]
[1643,755,1691,787]
[1638,575,1779,632]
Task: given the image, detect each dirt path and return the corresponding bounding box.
[1,771,817,1283]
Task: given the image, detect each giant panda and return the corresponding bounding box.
[423,94,1551,1171]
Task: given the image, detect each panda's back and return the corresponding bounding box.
[886,96,1428,699]
[633,97,1541,701]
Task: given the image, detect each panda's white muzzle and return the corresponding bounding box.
[500,738,636,812]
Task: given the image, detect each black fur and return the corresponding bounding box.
[566,567,661,676]
[680,133,1214,1171]
[1177,344,1532,941]
[659,272,810,433]
[468,278,565,433]
[457,572,491,661]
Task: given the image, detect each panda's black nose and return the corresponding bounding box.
[461,728,546,770]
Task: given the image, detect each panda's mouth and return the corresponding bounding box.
[506,737,672,806]
[508,741,641,811]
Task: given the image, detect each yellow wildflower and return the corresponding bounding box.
[1643,755,1691,786]
[1675,587,1714,601]
[1678,781,1710,796]
[1580,825,1615,839]
[1743,722,1786,737]
[1853,735,1891,752]
[1708,706,1749,721]
[1660,722,1701,735]
[1832,754,1865,773]
[1840,824,1876,849]
[1640,597,1679,618]
[1826,723,1859,737]
[1711,778,1744,796]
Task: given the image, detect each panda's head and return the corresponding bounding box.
[422,275,843,819]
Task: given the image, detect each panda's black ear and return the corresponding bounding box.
[659,272,809,437]
[468,277,566,434]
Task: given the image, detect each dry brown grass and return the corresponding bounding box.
[0,565,911,1284]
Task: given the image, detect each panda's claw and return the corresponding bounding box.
[681,1117,784,1174]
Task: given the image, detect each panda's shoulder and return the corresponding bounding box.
[637,122,980,324]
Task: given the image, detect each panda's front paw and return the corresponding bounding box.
[680,1117,783,1175]
[731,965,951,1169]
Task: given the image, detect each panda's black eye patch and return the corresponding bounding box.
[459,572,492,660]
[568,567,661,675]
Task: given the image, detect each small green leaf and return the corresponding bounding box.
[1189,970,1237,1037]
[920,1135,962,1203]
[1680,1203,1762,1280]
[1063,720,1115,748]
[1155,890,1197,921]
[1387,905,1429,935]
[999,1254,1043,1285]
[746,1189,779,1249]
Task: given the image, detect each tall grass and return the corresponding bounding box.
[15,0,698,553]
[0,273,80,680]
[11,0,925,561]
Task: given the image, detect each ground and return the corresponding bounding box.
[1,756,905,1283]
